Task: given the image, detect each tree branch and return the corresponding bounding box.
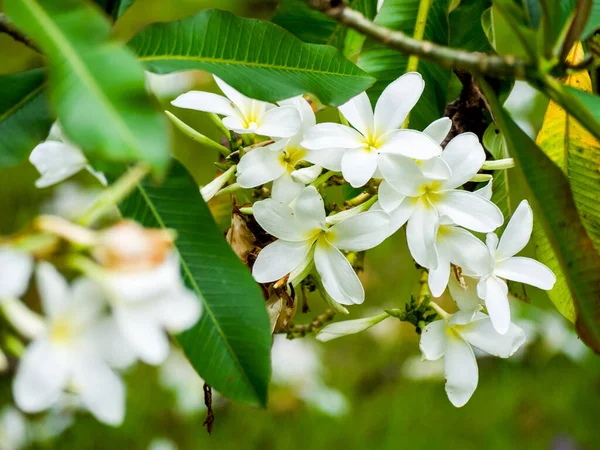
[306,0,537,79]
[0,13,41,53]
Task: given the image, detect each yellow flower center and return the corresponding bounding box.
[50,318,74,343]
[279,147,307,172]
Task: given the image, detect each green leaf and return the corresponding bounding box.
[480,77,600,353]
[482,124,512,219]
[119,161,272,407]
[344,0,379,61]
[92,0,135,19]
[0,69,53,168]
[481,1,536,59]
[449,0,492,52]
[129,9,375,106]
[5,0,169,173]
[358,0,452,131]
[581,0,600,38]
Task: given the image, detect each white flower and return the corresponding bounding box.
[101,252,202,365]
[172,76,301,138]
[252,186,390,305]
[29,123,107,188]
[159,349,207,416]
[237,96,322,204]
[13,263,125,426]
[41,182,101,220]
[376,132,504,269]
[420,310,526,407]
[301,73,442,187]
[0,247,33,299]
[0,406,28,450]
[475,200,556,334]
[316,313,389,342]
[200,165,237,202]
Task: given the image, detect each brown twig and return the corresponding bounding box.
[202,383,214,434]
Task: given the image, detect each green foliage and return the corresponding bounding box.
[581,0,600,38]
[119,161,272,407]
[449,0,492,52]
[128,9,375,106]
[359,0,452,131]
[92,0,135,19]
[481,78,600,353]
[5,0,170,173]
[0,69,52,168]
[482,124,512,219]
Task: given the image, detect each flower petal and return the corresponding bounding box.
[374,72,424,135]
[377,129,441,159]
[436,190,504,232]
[423,117,452,144]
[236,146,286,188]
[256,106,301,138]
[444,330,478,407]
[448,274,481,312]
[436,226,491,276]
[480,276,511,334]
[339,91,374,137]
[153,288,202,332]
[341,148,378,188]
[252,239,313,283]
[171,91,238,116]
[377,153,427,197]
[495,257,556,290]
[36,262,71,320]
[429,254,451,297]
[13,339,69,413]
[378,180,404,212]
[474,179,493,200]
[302,123,364,150]
[291,164,322,184]
[72,358,125,426]
[316,313,389,342]
[303,148,346,171]
[115,306,170,365]
[293,186,326,230]
[419,156,452,180]
[30,141,88,188]
[406,201,439,268]
[327,211,390,251]
[420,319,447,360]
[440,133,486,190]
[459,313,526,358]
[253,198,311,241]
[314,239,364,305]
[278,96,316,131]
[272,172,305,204]
[214,76,253,114]
[0,247,33,299]
[495,200,533,260]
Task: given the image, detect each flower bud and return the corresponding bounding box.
[316,313,389,342]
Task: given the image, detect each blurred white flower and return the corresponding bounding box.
[376,132,504,269]
[252,186,390,305]
[473,200,556,334]
[0,406,28,450]
[41,182,101,220]
[420,310,526,407]
[401,355,445,381]
[102,252,202,365]
[145,71,195,99]
[302,73,442,187]
[159,349,207,416]
[0,247,33,299]
[148,438,179,450]
[237,96,321,204]
[172,76,301,138]
[29,123,107,189]
[13,263,125,426]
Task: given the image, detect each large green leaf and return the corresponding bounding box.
[358,0,451,131]
[0,69,53,168]
[120,162,272,407]
[5,0,169,173]
[581,0,600,38]
[449,0,492,52]
[480,77,600,353]
[129,9,375,106]
[482,124,512,219]
[92,0,135,19]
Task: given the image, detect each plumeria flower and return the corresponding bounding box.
[0,246,33,299]
[29,123,107,189]
[420,310,526,407]
[100,252,202,365]
[473,200,556,334]
[172,76,301,138]
[301,73,442,188]
[237,96,322,204]
[0,406,28,450]
[13,263,125,426]
[377,132,503,269]
[252,186,390,305]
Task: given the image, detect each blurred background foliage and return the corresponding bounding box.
[1,0,600,449]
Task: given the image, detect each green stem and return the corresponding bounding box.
[165,111,230,156]
[470,173,492,182]
[215,182,242,197]
[238,207,253,215]
[208,113,231,140]
[405,0,431,73]
[429,301,449,318]
[77,164,150,227]
[309,170,338,188]
[482,158,514,170]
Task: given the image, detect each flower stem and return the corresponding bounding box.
[208,113,231,140]
[415,270,430,308]
[405,0,432,73]
[309,170,338,188]
[35,215,97,246]
[429,301,449,319]
[470,173,492,182]
[238,207,253,215]
[77,164,150,227]
[482,158,514,170]
[165,111,230,156]
[215,182,242,197]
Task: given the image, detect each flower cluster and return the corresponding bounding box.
[0,221,202,425]
[173,73,556,407]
